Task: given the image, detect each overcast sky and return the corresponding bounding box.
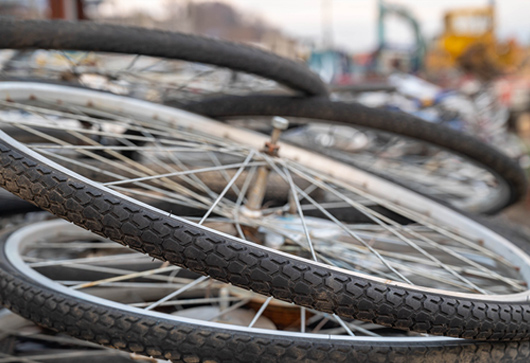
[103,0,530,52]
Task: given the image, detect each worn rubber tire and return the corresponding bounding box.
[0,19,328,97]
[1,226,530,362]
[0,124,530,341]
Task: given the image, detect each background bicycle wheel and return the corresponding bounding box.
[183,94,528,214]
[0,19,328,105]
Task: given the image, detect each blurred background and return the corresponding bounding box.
[1,0,530,219]
[2,1,529,100]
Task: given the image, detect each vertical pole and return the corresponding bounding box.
[377,0,385,50]
[49,0,83,20]
[321,0,333,48]
[49,0,65,19]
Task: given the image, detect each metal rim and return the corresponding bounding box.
[6,219,456,343]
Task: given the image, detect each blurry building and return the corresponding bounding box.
[91,0,305,59]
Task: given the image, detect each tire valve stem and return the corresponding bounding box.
[243,117,289,215]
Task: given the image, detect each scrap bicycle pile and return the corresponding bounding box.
[0,20,528,363]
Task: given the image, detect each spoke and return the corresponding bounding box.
[159,147,219,200]
[124,54,141,71]
[136,57,169,72]
[283,166,317,261]
[262,200,363,215]
[333,314,355,336]
[208,150,242,197]
[111,185,209,211]
[70,265,181,290]
[11,120,240,211]
[103,161,261,187]
[0,352,40,363]
[280,164,360,334]
[198,151,255,225]
[313,235,524,287]
[130,296,241,308]
[60,281,201,289]
[31,241,118,249]
[27,252,142,267]
[35,148,212,211]
[0,99,247,154]
[233,166,257,240]
[287,161,520,290]
[111,120,222,202]
[300,307,306,333]
[248,296,273,328]
[144,275,209,311]
[261,155,411,284]
[41,260,192,284]
[0,329,104,349]
[207,298,252,321]
[58,50,83,74]
[159,68,217,92]
[292,158,511,265]
[0,350,124,363]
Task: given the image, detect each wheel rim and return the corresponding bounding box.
[5,219,458,343]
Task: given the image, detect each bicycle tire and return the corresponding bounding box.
[183,95,527,214]
[0,310,145,363]
[0,85,530,340]
[0,19,328,97]
[1,222,530,363]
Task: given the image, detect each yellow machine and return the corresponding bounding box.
[426,4,522,78]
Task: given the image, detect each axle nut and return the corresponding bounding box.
[272,116,289,130]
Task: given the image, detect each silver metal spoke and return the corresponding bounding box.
[130,296,242,308]
[103,161,261,187]
[261,155,412,284]
[207,298,252,321]
[70,265,181,290]
[28,253,142,268]
[333,314,355,336]
[300,307,306,333]
[0,350,125,363]
[248,296,273,329]
[233,166,257,240]
[283,166,317,262]
[283,160,519,290]
[144,275,209,311]
[198,151,255,225]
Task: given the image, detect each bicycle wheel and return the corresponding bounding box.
[2,219,530,363]
[0,82,529,340]
[0,19,327,102]
[183,95,527,214]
